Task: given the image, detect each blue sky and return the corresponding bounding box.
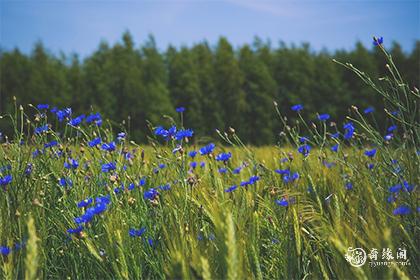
[1,0,419,56]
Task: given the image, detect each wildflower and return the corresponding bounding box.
[364,107,374,114]
[37,104,49,110]
[387,125,397,132]
[200,143,215,155]
[128,183,135,191]
[225,185,237,193]
[299,136,309,143]
[248,175,260,185]
[298,144,311,157]
[139,177,146,187]
[389,184,402,193]
[0,174,12,186]
[64,158,79,169]
[77,198,93,208]
[215,152,232,162]
[331,132,340,139]
[175,129,194,141]
[88,137,101,147]
[364,149,377,158]
[218,168,227,174]
[283,172,299,183]
[117,132,126,141]
[331,144,339,152]
[402,181,414,192]
[101,141,116,152]
[232,167,242,174]
[67,226,84,234]
[275,198,289,207]
[159,184,171,191]
[44,140,58,148]
[275,169,290,175]
[34,124,49,134]
[68,114,85,126]
[129,227,146,237]
[373,36,383,46]
[291,104,303,112]
[96,195,111,205]
[190,161,197,169]
[345,182,353,190]
[155,125,177,139]
[0,246,11,256]
[393,205,411,215]
[367,163,374,170]
[384,134,393,141]
[24,163,33,176]
[56,108,72,122]
[101,162,116,173]
[318,113,330,121]
[200,162,205,168]
[343,122,355,140]
[59,177,73,187]
[144,188,159,200]
[85,113,101,124]
[176,107,185,113]
[158,163,166,169]
[189,151,197,158]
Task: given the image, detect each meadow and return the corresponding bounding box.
[0,39,419,279]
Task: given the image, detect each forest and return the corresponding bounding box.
[1,32,419,144]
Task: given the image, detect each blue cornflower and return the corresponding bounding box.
[159,184,171,191]
[283,172,299,183]
[159,163,166,169]
[189,151,197,158]
[190,161,197,169]
[1,246,11,256]
[77,198,93,208]
[200,143,215,155]
[200,162,205,168]
[68,115,85,126]
[64,158,79,169]
[384,134,393,141]
[373,36,383,46]
[298,144,311,157]
[67,226,84,234]
[101,141,116,152]
[37,104,49,110]
[96,195,111,205]
[387,125,397,132]
[240,181,249,187]
[367,163,375,170]
[117,132,126,141]
[175,129,194,141]
[364,149,377,158]
[318,113,330,121]
[363,107,374,114]
[299,136,309,143]
[176,107,185,113]
[343,122,355,140]
[24,163,33,176]
[389,184,402,193]
[85,113,101,124]
[44,140,58,148]
[275,169,290,175]
[129,227,146,237]
[144,188,159,200]
[219,168,227,174]
[59,177,73,187]
[225,185,237,193]
[402,181,414,192]
[128,183,135,191]
[275,198,289,207]
[101,162,116,173]
[35,124,49,134]
[232,167,242,174]
[331,144,339,152]
[248,175,260,185]
[291,104,303,112]
[139,177,146,187]
[0,174,12,186]
[88,137,101,147]
[393,205,411,215]
[345,182,353,190]
[215,152,232,162]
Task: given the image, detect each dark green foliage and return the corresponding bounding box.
[0,32,419,144]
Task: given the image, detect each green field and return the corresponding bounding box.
[0,41,419,279]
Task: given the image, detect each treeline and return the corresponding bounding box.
[0,32,419,144]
